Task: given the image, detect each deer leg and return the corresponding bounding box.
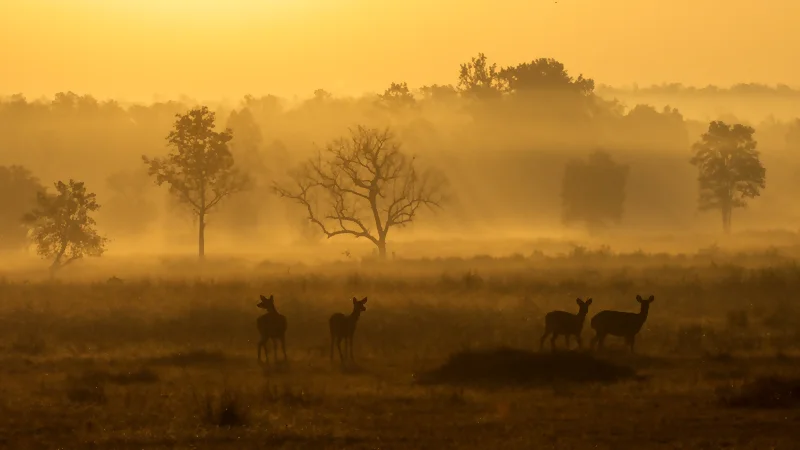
[258,340,264,363]
[539,330,550,351]
[272,339,279,364]
[576,334,583,350]
[281,336,287,362]
[628,335,636,353]
[594,333,606,351]
[564,334,570,349]
[550,333,558,351]
[337,337,345,363]
[349,337,355,362]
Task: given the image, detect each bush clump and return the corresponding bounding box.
[416,347,636,387]
[721,376,800,409]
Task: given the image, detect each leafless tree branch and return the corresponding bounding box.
[272,125,447,257]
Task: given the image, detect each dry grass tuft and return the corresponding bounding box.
[196,387,251,428]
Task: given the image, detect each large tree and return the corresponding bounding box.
[0,165,44,251]
[498,58,594,95]
[273,125,447,259]
[142,106,249,258]
[378,82,416,110]
[690,121,766,234]
[457,53,506,101]
[561,150,629,233]
[23,179,107,275]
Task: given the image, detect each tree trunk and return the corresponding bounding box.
[198,212,206,259]
[376,239,387,260]
[721,204,732,234]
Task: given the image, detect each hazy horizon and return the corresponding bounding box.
[3,0,800,102]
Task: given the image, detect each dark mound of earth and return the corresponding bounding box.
[416,347,637,387]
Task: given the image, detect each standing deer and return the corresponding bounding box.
[540,298,593,351]
[590,294,655,353]
[256,294,287,364]
[329,297,367,364]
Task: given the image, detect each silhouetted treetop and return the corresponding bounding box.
[499,58,594,95]
[690,121,765,234]
[379,82,416,110]
[458,53,506,100]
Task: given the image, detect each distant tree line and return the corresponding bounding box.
[0,53,792,273]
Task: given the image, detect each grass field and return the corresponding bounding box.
[2,250,800,449]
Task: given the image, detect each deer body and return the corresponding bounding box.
[540,298,592,351]
[330,297,367,364]
[255,295,287,364]
[590,295,655,353]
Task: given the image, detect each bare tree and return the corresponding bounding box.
[142,106,249,258]
[273,125,446,259]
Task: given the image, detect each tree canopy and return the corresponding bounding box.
[561,151,629,233]
[690,121,766,233]
[23,179,107,274]
[142,106,249,258]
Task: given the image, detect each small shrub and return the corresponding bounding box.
[196,388,250,428]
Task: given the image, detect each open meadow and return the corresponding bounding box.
[2,249,800,449]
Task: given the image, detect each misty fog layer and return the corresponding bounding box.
[3,55,800,266]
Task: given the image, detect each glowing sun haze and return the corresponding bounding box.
[1,0,798,102]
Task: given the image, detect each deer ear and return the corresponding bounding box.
[636,295,643,302]
[576,298,582,305]
[269,295,274,301]
[352,297,358,304]
[648,295,655,302]
[361,297,368,303]
[260,295,267,301]
[586,298,592,305]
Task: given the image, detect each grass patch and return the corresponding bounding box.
[77,367,160,385]
[64,376,108,405]
[416,347,636,387]
[146,349,228,367]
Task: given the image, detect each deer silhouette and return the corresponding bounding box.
[329,297,367,364]
[256,294,287,364]
[540,297,592,351]
[590,295,655,353]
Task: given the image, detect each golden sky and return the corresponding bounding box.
[1,0,798,102]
